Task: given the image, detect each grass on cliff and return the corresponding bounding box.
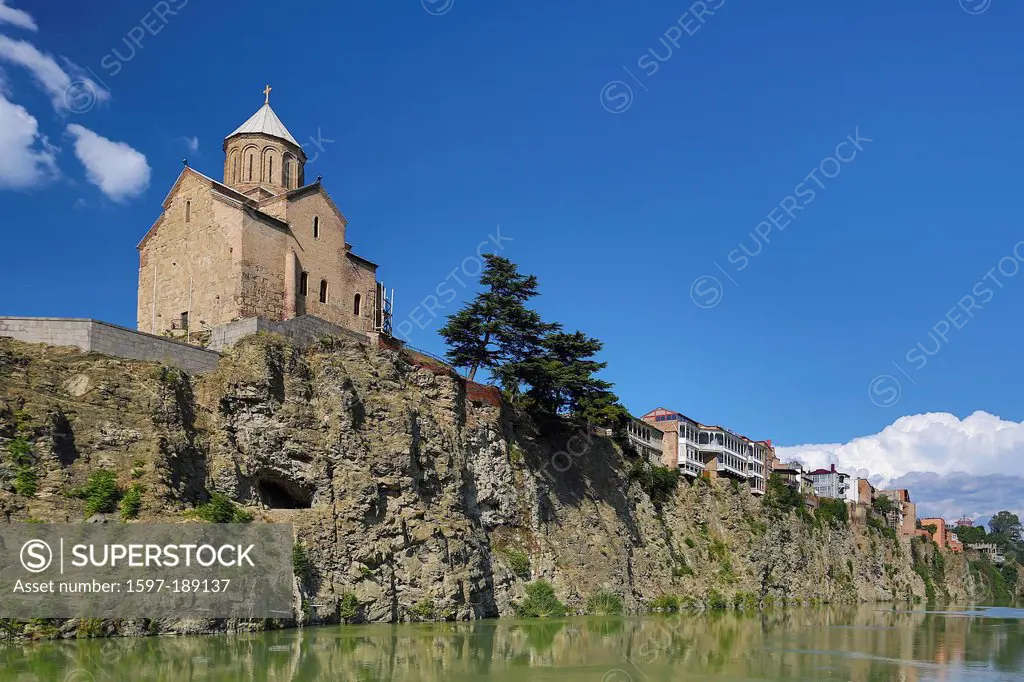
[119,484,143,520]
[648,594,680,612]
[585,590,624,616]
[496,546,531,579]
[6,436,38,497]
[188,492,253,523]
[69,470,121,516]
[513,581,568,618]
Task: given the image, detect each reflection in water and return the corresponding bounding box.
[1,606,1021,681]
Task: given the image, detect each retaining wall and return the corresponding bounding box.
[0,318,222,374]
[208,315,367,351]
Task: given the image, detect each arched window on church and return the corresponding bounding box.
[283,159,292,189]
[299,272,308,296]
[353,293,361,316]
[247,155,253,181]
[313,216,320,239]
[319,279,329,304]
[267,156,273,184]
[232,155,239,183]
[185,200,191,223]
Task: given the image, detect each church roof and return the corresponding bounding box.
[226,103,299,146]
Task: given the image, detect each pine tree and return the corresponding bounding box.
[439,255,551,383]
[519,331,616,418]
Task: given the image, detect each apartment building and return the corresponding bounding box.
[919,517,964,552]
[851,483,917,536]
[774,461,815,496]
[807,464,851,499]
[641,408,769,495]
[966,542,1005,564]
[625,416,664,466]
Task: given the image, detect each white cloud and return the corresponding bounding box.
[182,135,199,152]
[779,411,1024,484]
[0,1,36,31]
[887,471,1024,524]
[66,124,150,202]
[0,34,108,111]
[0,91,57,189]
[779,411,1024,520]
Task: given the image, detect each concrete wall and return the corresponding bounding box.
[0,317,221,374]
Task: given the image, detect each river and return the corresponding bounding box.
[2,605,1022,681]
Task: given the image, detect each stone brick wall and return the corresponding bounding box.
[207,315,366,352]
[0,317,221,374]
[238,212,288,320]
[137,172,243,333]
[285,189,378,333]
[224,132,305,195]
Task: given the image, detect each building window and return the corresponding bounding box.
[180,311,189,330]
[319,279,328,304]
[283,159,292,188]
[353,293,361,316]
[299,272,308,296]
[185,200,191,223]
[232,155,239,183]
[268,157,273,183]
[247,155,253,181]
[313,216,320,239]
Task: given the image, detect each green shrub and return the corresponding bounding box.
[119,484,143,520]
[292,544,313,586]
[6,436,38,497]
[497,547,531,579]
[764,474,806,514]
[707,589,728,610]
[409,599,437,621]
[339,592,360,623]
[513,580,568,618]
[585,589,623,616]
[70,470,121,516]
[76,618,104,638]
[12,466,38,496]
[628,462,680,506]
[649,594,680,612]
[190,492,253,523]
[683,537,695,548]
[815,498,849,526]
[0,618,23,638]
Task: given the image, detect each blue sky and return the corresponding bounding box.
[1,0,1022,520]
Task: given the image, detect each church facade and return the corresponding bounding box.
[137,88,382,340]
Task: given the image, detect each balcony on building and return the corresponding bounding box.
[698,428,749,480]
[626,416,664,466]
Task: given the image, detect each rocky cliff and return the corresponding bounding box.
[0,334,1010,636]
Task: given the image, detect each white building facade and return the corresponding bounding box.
[807,465,851,499]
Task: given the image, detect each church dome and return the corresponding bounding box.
[222,86,306,196]
[226,102,300,146]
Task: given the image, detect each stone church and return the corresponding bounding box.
[137,87,384,340]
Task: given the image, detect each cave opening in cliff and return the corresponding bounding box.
[257,477,313,509]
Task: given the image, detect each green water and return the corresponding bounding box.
[2,606,1022,681]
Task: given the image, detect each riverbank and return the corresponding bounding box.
[2,607,1023,681]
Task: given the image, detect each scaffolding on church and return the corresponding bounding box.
[375,281,395,337]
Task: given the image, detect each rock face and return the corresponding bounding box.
[0,335,1014,634]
